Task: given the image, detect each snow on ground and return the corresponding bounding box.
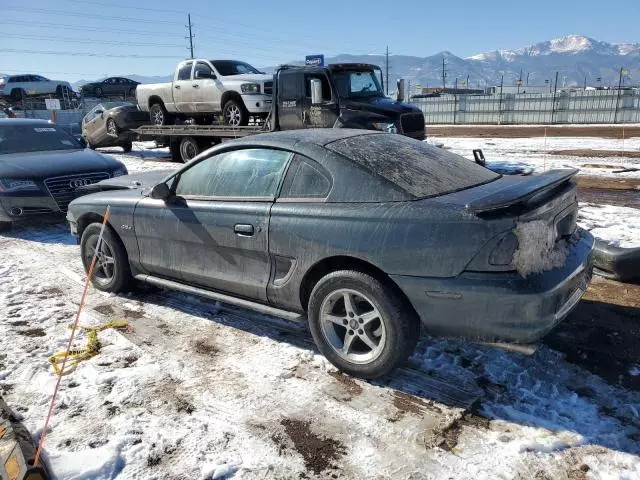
[579,203,640,248]
[0,141,639,479]
[439,136,640,178]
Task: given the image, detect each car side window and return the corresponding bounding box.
[279,154,332,199]
[193,62,213,79]
[175,148,292,198]
[177,62,193,81]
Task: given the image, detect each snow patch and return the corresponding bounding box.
[513,220,568,277]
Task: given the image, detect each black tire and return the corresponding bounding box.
[593,240,640,283]
[149,102,171,126]
[10,89,24,102]
[106,118,119,137]
[128,88,135,98]
[95,86,103,97]
[222,99,249,127]
[0,221,12,233]
[307,270,419,379]
[80,222,132,293]
[179,136,201,162]
[121,140,133,153]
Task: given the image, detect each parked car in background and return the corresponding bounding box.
[80,77,140,98]
[0,75,73,101]
[82,102,148,152]
[67,129,593,379]
[0,118,127,231]
[135,59,272,126]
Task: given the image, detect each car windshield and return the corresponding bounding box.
[0,123,82,154]
[211,60,261,76]
[326,133,500,198]
[331,70,384,99]
[101,101,133,110]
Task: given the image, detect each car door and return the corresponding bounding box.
[134,147,292,301]
[192,61,219,112]
[302,73,339,128]
[173,61,194,113]
[277,70,305,130]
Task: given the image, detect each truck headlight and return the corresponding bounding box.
[372,122,397,133]
[241,83,261,94]
[0,179,40,192]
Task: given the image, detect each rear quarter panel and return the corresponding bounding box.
[267,200,512,311]
[135,83,176,112]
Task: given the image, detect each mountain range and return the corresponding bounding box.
[4,35,638,91]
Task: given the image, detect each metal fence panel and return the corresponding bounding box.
[411,89,640,125]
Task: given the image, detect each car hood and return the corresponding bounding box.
[221,73,272,84]
[80,169,174,193]
[341,96,421,116]
[0,149,125,178]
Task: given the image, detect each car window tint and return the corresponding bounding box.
[175,149,291,198]
[194,62,213,78]
[280,155,331,198]
[326,134,499,198]
[177,63,193,81]
[0,124,81,154]
[279,72,299,100]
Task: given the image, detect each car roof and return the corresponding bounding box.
[229,128,379,149]
[0,118,52,125]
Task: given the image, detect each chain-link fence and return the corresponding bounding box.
[411,89,640,124]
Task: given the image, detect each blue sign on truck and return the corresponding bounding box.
[305,55,324,67]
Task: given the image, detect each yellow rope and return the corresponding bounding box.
[48,320,129,376]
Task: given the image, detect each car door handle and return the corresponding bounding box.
[193,84,200,88]
[234,224,254,236]
[174,85,181,89]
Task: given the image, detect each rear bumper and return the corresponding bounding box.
[241,94,272,114]
[391,230,595,344]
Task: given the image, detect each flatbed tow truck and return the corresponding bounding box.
[133,63,423,162]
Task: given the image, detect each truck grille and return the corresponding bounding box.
[263,81,273,95]
[400,112,425,134]
[44,172,110,211]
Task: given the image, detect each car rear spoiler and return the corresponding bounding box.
[465,169,578,213]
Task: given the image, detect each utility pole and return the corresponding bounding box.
[526,72,530,85]
[498,74,504,124]
[186,13,195,59]
[614,67,624,123]
[551,71,559,123]
[441,56,446,90]
[466,74,469,89]
[584,75,587,89]
[385,46,389,96]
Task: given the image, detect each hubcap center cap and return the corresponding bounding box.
[349,319,359,330]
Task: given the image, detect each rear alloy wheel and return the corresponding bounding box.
[149,103,170,126]
[80,222,132,293]
[222,99,248,127]
[179,136,200,162]
[307,270,419,379]
[106,118,119,137]
[95,87,103,97]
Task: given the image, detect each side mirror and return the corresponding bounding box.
[310,78,323,105]
[195,71,216,80]
[150,183,171,200]
[396,79,405,102]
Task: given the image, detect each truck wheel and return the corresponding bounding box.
[223,99,249,127]
[179,137,201,162]
[121,140,133,153]
[150,103,171,126]
[307,270,420,379]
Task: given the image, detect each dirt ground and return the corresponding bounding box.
[549,149,640,159]
[428,125,640,139]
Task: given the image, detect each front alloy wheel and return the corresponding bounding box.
[106,118,118,136]
[80,223,132,293]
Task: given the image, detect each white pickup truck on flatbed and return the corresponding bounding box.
[135,59,273,126]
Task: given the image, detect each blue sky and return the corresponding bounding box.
[1,0,638,81]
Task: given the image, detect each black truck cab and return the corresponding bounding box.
[271,63,425,140]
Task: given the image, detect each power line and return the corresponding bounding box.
[3,49,180,59]
[0,33,186,48]
[65,0,185,14]
[3,6,184,25]
[0,19,185,37]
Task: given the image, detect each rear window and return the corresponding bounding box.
[326,134,499,198]
[0,124,82,154]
